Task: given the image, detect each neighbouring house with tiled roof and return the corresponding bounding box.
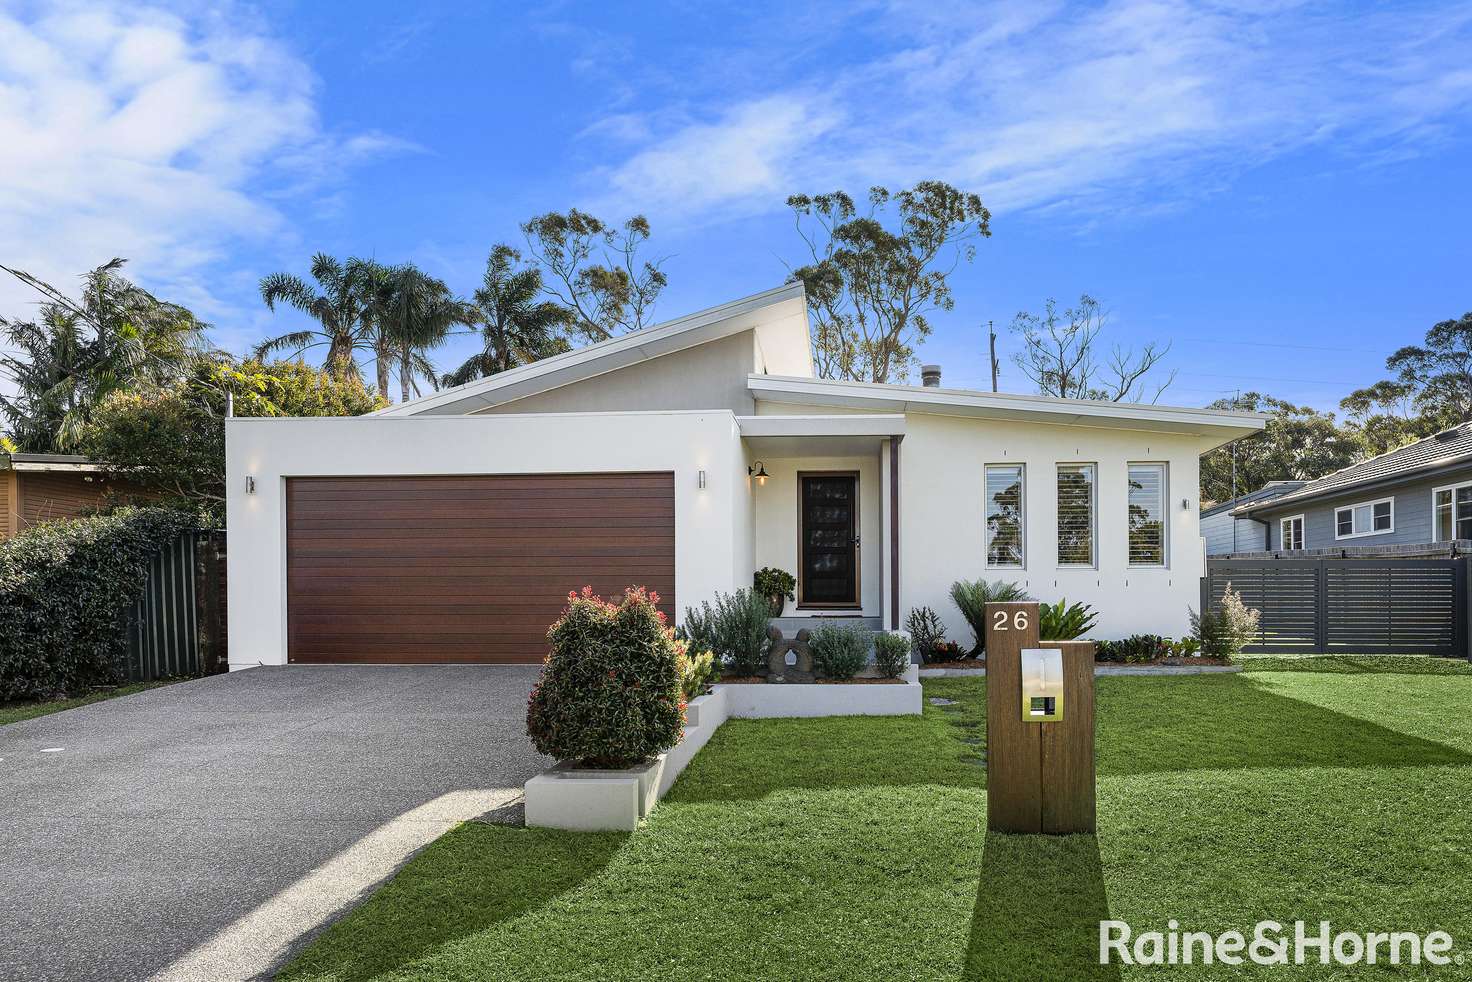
[1229,422,1472,555]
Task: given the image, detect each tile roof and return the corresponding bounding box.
[1200,480,1305,518]
[1234,421,1472,515]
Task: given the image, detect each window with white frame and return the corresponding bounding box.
[1334,497,1393,539]
[1056,463,1096,566]
[985,464,1024,567]
[1433,481,1472,541]
[1127,463,1167,565]
[1280,514,1304,551]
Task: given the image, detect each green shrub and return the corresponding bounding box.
[0,507,201,701]
[684,588,771,676]
[1169,637,1202,658]
[679,648,717,701]
[873,633,910,678]
[1038,599,1098,640]
[904,606,947,663]
[752,567,796,614]
[808,622,872,680]
[526,587,685,768]
[1095,634,1169,663]
[949,579,1031,655]
[1191,583,1261,658]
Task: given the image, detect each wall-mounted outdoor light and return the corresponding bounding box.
[698,470,707,490]
[245,476,256,495]
[748,461,769,486]
[1181,497,1190,511]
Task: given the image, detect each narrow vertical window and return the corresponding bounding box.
[1127,463,1167,566]
[1280,515,1304,551]
[1056,463,1096,566]
[985,464,1024,567]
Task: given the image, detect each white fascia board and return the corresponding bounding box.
[8,461,104,473]
[379,282,808,417]
[746,375,1267,440]
[736,414,906,438]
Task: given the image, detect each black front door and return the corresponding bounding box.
[799,473,859,607]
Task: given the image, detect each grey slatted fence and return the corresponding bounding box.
[1202,558,1468,656]
[123,530,228,681]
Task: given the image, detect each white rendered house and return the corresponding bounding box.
[226,283,1264,669]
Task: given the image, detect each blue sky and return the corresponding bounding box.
[2,0,1470,411]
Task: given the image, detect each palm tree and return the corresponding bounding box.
[256,254,376,384]
[348,258,397,397]
[380,265,475,403]
[0,259,207,450]
[443,246,573,388]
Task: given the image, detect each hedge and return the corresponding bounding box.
[0,507,201,701]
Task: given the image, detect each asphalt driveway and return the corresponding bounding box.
[0,666,546,982]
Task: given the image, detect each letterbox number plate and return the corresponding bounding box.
[1020,648,1064,722]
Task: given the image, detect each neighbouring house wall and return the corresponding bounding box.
[1259,465,1472,550]
[898,413,1208,644]
[4,471,152,538]
[225,411,747,669]
[0,470,14,539]
[1201,509,1267,555]
[477,331,759,416]
[750,454,884,618]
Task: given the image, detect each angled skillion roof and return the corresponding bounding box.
[747,375,1267,444]
[1234,421,1472,517]
[377,282,811,417]
[1200,480,1306,519]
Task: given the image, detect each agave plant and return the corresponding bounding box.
[949,578,1031,656]
[1038,599,1098,640]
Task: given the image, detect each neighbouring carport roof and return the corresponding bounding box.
[747,375,1266,446]
[3,453,105,473]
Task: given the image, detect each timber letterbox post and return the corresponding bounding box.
[985,601,1097,835]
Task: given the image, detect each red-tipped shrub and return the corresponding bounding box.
[526,586,685,768]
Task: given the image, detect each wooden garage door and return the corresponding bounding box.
[286,473,675,664]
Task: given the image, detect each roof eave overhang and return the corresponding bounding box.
[748,375,1266,442]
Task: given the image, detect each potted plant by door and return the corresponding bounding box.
[754,567,797,617]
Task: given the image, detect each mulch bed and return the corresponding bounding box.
[1097,656,1233,667]
[922,660,986,670]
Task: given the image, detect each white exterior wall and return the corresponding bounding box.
[225,411,748,669]
[898,413,1207,644]
[750,454,883,617]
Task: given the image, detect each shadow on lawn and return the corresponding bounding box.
[1097,674,1472,776]
[964,832,1120,981]
[278,824,627,982]
[1240,655,1472,676]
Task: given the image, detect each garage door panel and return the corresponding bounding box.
[286,473,675,664]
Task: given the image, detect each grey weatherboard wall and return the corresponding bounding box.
[1201,510,1267,555]
[1256,465,1472,551]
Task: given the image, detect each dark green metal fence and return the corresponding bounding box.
[123,530,227,681]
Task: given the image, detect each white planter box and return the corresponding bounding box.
[720,676,921,718]
[524,667,921,831]
[524,756,666,832]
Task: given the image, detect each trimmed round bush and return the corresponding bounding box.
[0,507,200,701]
[526,586,685,768]
[873,632,910,678]
[808,622,872,680]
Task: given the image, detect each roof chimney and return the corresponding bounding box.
[921,364,942,387]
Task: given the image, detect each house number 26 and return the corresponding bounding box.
[992,609,1029,632]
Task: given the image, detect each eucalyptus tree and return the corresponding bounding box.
[443,245,574,387]
[256,253,377,383]
[0,259,207,451]
[784,181,990,383]
[521,210,667,341]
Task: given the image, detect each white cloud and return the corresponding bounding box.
[0,0,406,324]
[586,0,1472,222]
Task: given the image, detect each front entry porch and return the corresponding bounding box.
[738,413,905,629]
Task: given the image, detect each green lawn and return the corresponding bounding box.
[0,680,175,726]
[283,665,1472,981]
